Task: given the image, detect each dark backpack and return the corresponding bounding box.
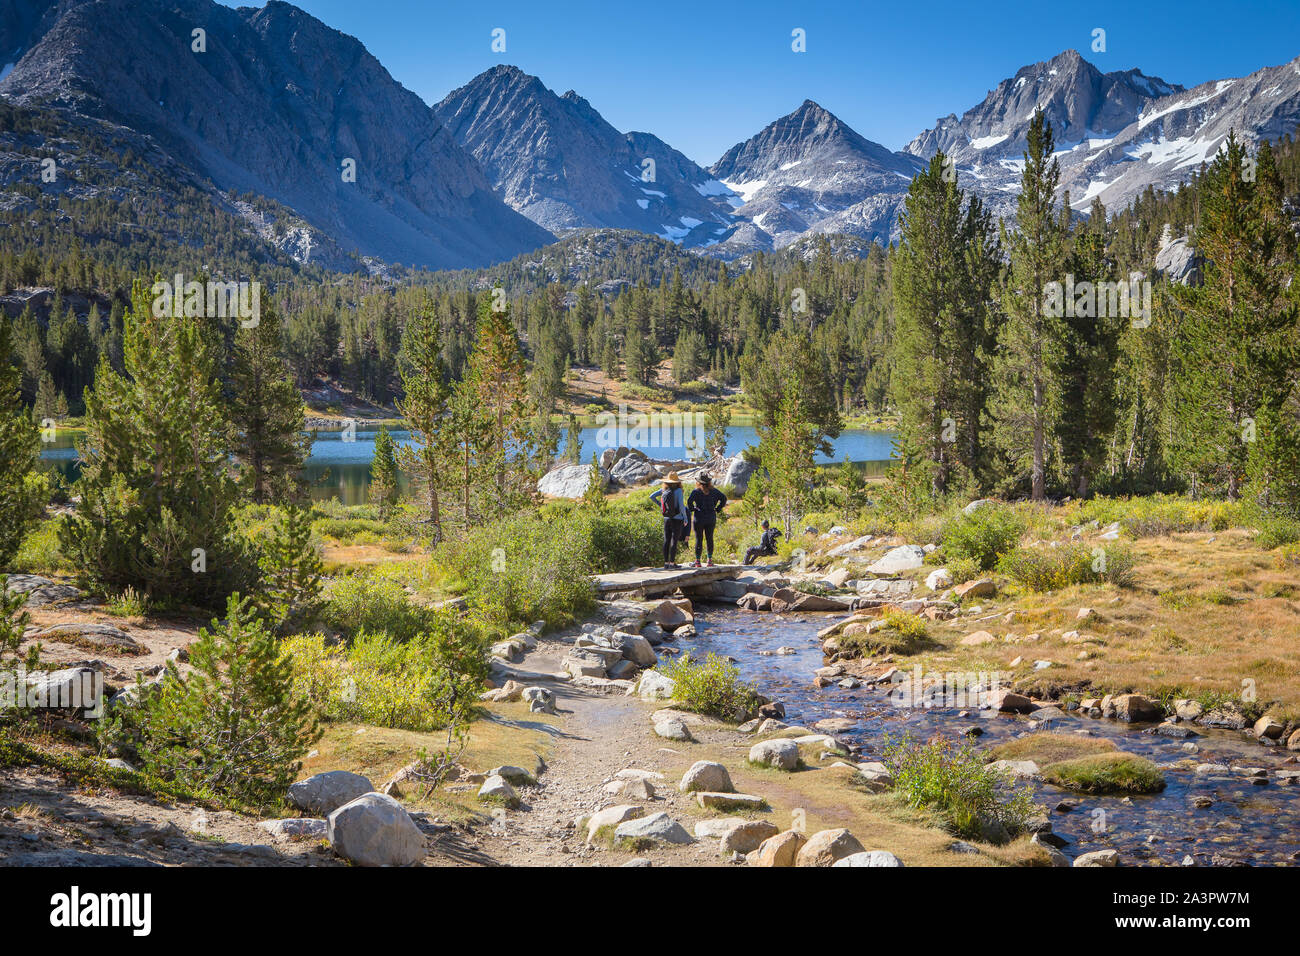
[660,488,676,517]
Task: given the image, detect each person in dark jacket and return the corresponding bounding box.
[648,472,687,567]
[743,519,782,565]
[686,473,727,567]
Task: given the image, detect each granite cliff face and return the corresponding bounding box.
[2,2,1297,270]
[907,48,1300,218]
[435,65,737,245]
[0,0,552,269]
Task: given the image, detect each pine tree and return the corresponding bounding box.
[760,380,816,538]
[465,296,546,517]
[993,111,1069,500]
[61,281,247,607]
[396,301,451,541]
[1169,134,1300,501]
[0,312,41,569]
[103,593,320,803]
[1053,201,1123,497]
[253,504,323,635]
[565,414,583,464]
[369,425,400,517]
[581,452,607,512]
[228,303,309,505]
[893,151,1002,496]
[741,330,842,458]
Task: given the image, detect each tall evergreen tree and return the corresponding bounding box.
[1053,200,1123,497]
[1169,134,1300,501]
[466,296,546,517]
[62,281,247,607]
[893,151,1002,496]
[0,311,41,567]
[369,425,400,517]
[993,111,1069,500]
[228,303,309,505]
[397,301,451,541]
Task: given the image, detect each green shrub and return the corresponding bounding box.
[663,652,761,723]
[946,556,982,585]
[99,594,320,805]
[998,543,1136,591]
[1256,516,1300,550]
[106,586,148,618]
[838,610,934,657]
[435,508,660,632]
[1079,495,1250,537]
[282,613,488,732]
[1040,752,1165,794]
[12,515,71,574]
[324,573,432,643]
[882,734,1036,842]
[940,506,1025,571]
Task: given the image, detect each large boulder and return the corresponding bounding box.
[610,452,658,487]
[749,738,799,771]
[619,632,658,668]
[3,574,83,606]
[613,812,694,847]
[720,820,779,856]
[631,670,676,701]
[327,793,425,866]
[679,760,734,794]
[721,455,756,495]
[833,850,904,867]
[27,623,143,655]
[538,463,609,499]
[586,804,645,843]
[21,667,103,713]
[1112,693,1163,723]
[1154,235,1201,285]
[796,828,865,867]
[769,588,851,613]
[866,546,925,575]
[748,830,806,867]
[289,771,375,816]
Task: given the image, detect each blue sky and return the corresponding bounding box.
[226,0,1300,165]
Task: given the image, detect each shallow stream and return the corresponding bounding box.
[684,606,1300,866]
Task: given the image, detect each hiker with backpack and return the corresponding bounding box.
[686,472,727,567]
[649,472,688,568]
[743,519,782,565]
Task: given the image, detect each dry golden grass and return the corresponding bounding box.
[299,702,560,823]
[897,528,1300,722]
[986,732,1118,765]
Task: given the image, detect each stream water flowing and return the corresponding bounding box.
[684,606,1300,866]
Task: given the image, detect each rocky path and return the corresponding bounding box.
[471,640,728,867]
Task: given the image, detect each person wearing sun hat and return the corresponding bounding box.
[687,472,727,567]
[649,472,689,568]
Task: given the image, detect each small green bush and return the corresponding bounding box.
[998,543,1136,591]
[1256,516,1300,550]
[663,652,761,723]
[435,508,660,632]
[99,594,320,805]
[940,506,1025,571]
[106,586,148,618]
[883,734,1036,842]
[282,614,488,732]
[324,573,432,642]
[12,516,71,574]
[838,610,934,657]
